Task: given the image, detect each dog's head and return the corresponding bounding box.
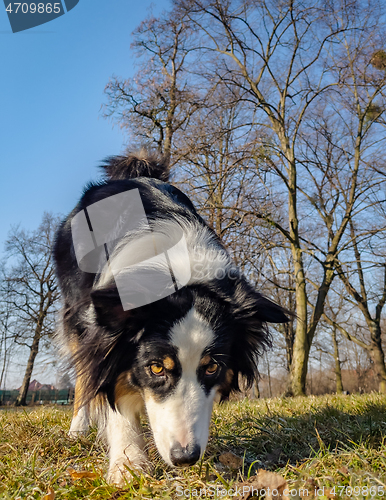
[79,270,288,467]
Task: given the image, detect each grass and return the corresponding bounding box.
[0,393,385,499]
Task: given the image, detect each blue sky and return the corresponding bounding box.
[0,0,170,253]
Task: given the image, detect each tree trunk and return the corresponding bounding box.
[332,326,343,394]
[266,351,272,398]
[287,177,309,396]
[15,326,41,406]
[287,331,310,396]
[252,380,260,399]
[0,335,9,390]
[369,325,386,394]
[282,320,295,373]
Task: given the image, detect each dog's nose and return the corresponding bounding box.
[170,442,201,466]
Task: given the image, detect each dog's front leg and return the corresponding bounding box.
[69,404,90,436]
[68,376,90,436]
[105,395,151,486]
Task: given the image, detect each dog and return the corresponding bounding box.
[53,150,288,485]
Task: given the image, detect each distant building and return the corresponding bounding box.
[17,379,56,392]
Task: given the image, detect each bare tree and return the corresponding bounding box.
[174,0,386,395]
[103,9,202,164]
[0,272,16,390]
[173,0,359,395]
[324,231,386,393]
[317,291,350,394]
[102,0,386,396]
[176,85,262,242]
[2,213,60,405]
[310,18,386,392]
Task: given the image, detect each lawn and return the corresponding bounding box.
[0,393,385,499]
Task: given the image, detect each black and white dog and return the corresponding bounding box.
[54,150,288,485]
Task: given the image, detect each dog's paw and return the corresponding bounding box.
[107,458,153,486]
[68,409,90,437]
[68,429,88,438]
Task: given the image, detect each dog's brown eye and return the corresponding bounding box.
[150,364,164,376]
[205,363,219,376]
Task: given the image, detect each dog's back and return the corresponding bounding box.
[54,151,201,314]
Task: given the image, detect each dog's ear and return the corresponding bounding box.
[251,293,289,323]
[227,277,290,392]
[90,285,132,330]
[231,276,289,324]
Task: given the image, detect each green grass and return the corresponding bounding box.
[0,394,385,499]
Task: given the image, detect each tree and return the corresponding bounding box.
[176,85,264,245]
[315,291,349,394]
[2,213,60,405]
[310,15,386,392]
[0,273,15,390]
[103,9,201,164]
[103,0,386,396]
[174,0,386,395]
[324,225,386,393]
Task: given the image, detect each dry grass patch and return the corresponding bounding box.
[0,393,385,499]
